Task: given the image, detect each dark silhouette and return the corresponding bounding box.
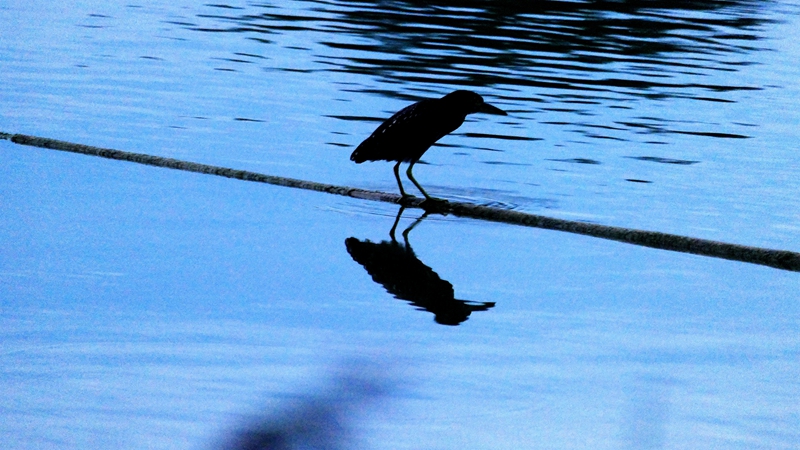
[345,208,495,325]
[350,90,506,202]
[221,363,392,450]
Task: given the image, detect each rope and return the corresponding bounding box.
[3,132,799,272]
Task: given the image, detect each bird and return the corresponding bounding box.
[350,90,507,202]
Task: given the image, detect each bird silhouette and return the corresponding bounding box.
[345,207,495,326]
[350,90,507,202]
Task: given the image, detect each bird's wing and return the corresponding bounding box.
[370,100,434,138]
[351,99,453,163]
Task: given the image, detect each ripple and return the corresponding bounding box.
[548,158,602,165]
[627,156,700,165]
[461,132,541,141]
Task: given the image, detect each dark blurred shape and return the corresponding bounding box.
[346,208,495,325]
[622,376,673,450]
[222,364,392,450]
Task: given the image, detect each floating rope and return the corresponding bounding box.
[3,132,798,272]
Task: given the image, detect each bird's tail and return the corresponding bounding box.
[350,140,371,163]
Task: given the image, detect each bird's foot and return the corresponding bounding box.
[420,197,450,213]
[398,194,417,206]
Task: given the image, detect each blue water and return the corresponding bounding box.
[1,1,799,449]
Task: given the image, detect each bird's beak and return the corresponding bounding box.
[477,102,507,116]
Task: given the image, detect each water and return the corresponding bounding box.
[1,1,799,449]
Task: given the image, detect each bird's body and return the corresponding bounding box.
[351,98,468,164]
[350,90,507,201]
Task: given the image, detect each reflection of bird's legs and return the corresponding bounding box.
[406,161,433,201]
[389,205,406,241]
[393,161,411,199]
[402,211,429,246]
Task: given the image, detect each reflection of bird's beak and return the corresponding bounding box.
[477,102,507,116]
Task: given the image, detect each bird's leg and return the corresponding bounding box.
[389,205,406,241]
[406,161,431,200]
[393,161,413,201]
[407,162,446,205]
[402,211,429,246]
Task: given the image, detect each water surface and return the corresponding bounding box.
[1,1,799,449]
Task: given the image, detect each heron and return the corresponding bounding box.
[350,90,507,202]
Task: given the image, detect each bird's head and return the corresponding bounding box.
[441,90,508,116]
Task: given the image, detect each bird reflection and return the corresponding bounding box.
[345,207,495,326]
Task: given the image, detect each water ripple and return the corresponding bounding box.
[185,0,772,150]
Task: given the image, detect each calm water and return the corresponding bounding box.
[1,1,799,449]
